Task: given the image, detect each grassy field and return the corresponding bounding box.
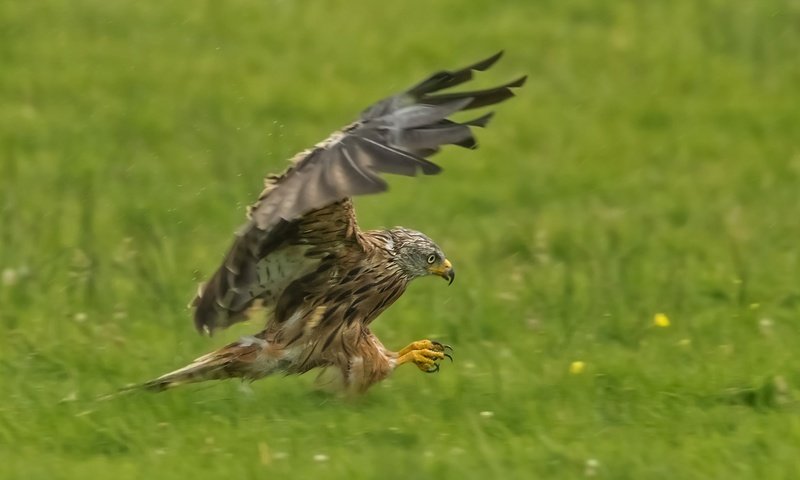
[2,0,800,478]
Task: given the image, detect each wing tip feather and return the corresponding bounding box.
[471,50,504,72]
[510,75,528,88]
[420,161,442,175]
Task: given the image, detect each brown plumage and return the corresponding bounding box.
[143,52,524,394]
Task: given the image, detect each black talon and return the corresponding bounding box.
[426,364,440,374]
[431,341,453,353]
[444,353,453,362]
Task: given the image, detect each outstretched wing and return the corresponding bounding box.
[248,50,526,231]
[192,51,524,335]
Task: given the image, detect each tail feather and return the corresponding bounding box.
[141,353,232,392]
[156,337,270,389]
[100,336,273,399]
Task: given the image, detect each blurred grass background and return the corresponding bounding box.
[2,0,800,478]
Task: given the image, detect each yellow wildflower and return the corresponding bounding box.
[653,313,670,327]
[569,361,585,375]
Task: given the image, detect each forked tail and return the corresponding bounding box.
[148,336,273,391]
[101,336,274,398]
[141,351,233,392]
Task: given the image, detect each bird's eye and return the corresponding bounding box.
[427,254,437,264]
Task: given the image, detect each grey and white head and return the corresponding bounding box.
[388,227,455,284]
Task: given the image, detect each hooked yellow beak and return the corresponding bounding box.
[429,258,455,285]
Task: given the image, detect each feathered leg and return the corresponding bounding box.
[326,334,454,395]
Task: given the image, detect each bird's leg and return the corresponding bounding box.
[396,340,453,373]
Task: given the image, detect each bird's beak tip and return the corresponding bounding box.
[445,267,455,285]
[431,259,455,285]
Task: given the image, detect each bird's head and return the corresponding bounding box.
[389,227,455,284]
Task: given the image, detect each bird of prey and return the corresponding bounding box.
[144,52,524,395]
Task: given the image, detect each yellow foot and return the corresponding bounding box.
[396,340,453,373]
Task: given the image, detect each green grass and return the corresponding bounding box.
[2,0,800,478]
